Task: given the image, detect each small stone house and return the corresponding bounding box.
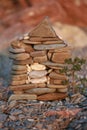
[9,17,71,101]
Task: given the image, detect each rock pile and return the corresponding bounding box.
[9,17,71,101]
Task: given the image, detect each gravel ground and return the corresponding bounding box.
[0,88,87,130]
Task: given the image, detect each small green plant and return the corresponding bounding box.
[59,57,87,93]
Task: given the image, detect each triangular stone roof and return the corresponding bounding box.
[29,17,59,38]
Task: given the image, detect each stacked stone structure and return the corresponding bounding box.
[9,18,71,101]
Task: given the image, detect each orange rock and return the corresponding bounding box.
[37,93,67,101]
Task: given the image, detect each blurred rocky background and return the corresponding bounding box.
[0,0,87,86]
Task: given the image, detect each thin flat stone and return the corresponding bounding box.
[9,47,25,53]
[49,46,71,53]
[42,61,65,67]
[8,94,37,101]
[43,40,63,44]
[31,63,46,70]
[37,93,67,101]
[9,53,30,60]
[14,91,23,94]
[30,76,47,84]
[48,84,67,89]
[23,39,41,44]
[29,17,58,38]
[30,51,46,57]
[11,74,28,80]
[10,84,38,91]
[29,70,47,78]
[57,88,68,93]
[11,70,27,75]
[50,79,63,85]
[34,43,66,50]
[10,80,26,86]
[30,37,60,42]
[25,88,56,95]
[13,58,33,65]
[33,55,47,63]
[12,65,27,71]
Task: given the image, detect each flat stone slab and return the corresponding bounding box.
[12,65,27,71]
[37,93,67,101]
[47,84,67,89]
[9,53,30,60]
[42,61,65,67]
[50,79,63,85]
[30,63,46,70]
[13,58,33,65]
[9,47,25,53]
[57,88,68,93]
[30,76,47,84]
[23,39,41,44]
[9,94,37,101]
[10,84,38,91]
[43,40,63,44]
[34,43,66,50]
[11,80,26,86]
[25,88,56,95]
[30,37,60,42]
[29,70,47,78]
[11,70,27,75]
[11,74,28,80]
[30,51,46,57]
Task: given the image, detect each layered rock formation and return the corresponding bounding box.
[9,18,71,101]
